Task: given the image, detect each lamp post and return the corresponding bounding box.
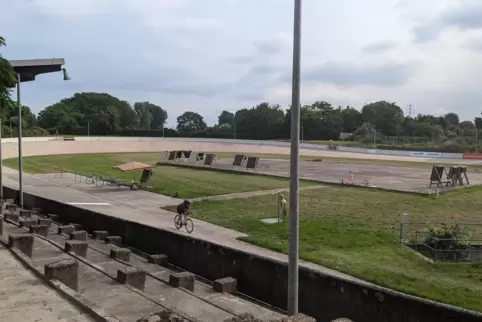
[0,118,3,201]
[233,113,237,140]
[16,73,23,206]
[87,120,91,136]
[476,129,479,154]
[288,0,302,316]
[9,59,70,207]
[373,126,376,148]
[300,126,304,144]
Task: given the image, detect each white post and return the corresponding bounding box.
[400,213,410,242]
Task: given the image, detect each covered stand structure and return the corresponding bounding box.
[5,58,70,207]
[112,161,153,190]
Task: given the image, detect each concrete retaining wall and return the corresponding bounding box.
[337,146,463,159]
[4,186,481,322]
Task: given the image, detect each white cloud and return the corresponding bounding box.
[2,0,482,125]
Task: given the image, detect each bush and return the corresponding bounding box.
[3,126,49,138]
[424,223,467,250]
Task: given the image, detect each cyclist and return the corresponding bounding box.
[177,200,191,222]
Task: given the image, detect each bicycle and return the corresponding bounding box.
[85,174,97,185]
[86,174,104,186]
[174,212,194,233]
[95,176,106,187]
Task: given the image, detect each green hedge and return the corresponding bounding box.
[374,143,472,153]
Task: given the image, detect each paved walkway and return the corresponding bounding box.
[2,166,365,285]
[0,244,95,322]
[191,185,328,202]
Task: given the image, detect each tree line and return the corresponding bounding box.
[21,92,482,152]
[2,35,482,152]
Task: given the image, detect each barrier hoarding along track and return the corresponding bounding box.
[463,153,482,160]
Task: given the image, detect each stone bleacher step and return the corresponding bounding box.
[2,211,288,321]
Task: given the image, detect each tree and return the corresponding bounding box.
[444,113,460,126]
[0,36,16,123]
[341,106,362,133]
[361,101,404,136]
[134,102,167,130]
[37,103,82,133]
[235,102,285,140]
[354,122,376,141]
[176,111,207,134]
[218,110,235,126]
[150,104,168,130]
[38,92,139,135]
[474,117,482,130]
[134,102,151,129]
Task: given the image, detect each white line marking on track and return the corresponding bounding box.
[67,202,111,206]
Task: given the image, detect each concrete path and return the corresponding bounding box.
[191,185,328,202]
[0,245,95,322]
[2,167,365,285]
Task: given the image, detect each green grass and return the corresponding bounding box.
[12,150,479,174]
[166,186,482,312]
[4,153,311,198]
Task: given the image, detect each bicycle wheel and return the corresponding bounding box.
[174,215,182,229]
[95,178,104,187]
[184,219,194,233]
[86,177,94,184]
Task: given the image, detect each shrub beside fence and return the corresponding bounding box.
[400,214,482,262]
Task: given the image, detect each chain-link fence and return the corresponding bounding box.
[400,214,482,262]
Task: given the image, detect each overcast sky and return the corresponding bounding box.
[2,0,482,126]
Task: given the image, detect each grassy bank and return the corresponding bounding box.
[167,186,482,311]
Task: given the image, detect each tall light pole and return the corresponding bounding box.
[10,59,70,207]
[0,118,3,201]
[16,73,23,207]
[87,120,91,136]
[233,113,237,140]
[476,129,479,154]
[288,0,302,316]
[373,126,376,148]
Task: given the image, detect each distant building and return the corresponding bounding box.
[339,132,353,140]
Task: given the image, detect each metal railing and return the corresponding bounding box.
[399,217,482,261]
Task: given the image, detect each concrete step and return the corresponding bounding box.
[1,208,286,322]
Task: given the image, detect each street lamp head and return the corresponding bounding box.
[62,68,71,81]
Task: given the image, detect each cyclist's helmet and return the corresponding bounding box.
[183,200,191,205]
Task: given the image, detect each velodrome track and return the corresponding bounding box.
[0,136,478,164]
[3,136,482,321]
